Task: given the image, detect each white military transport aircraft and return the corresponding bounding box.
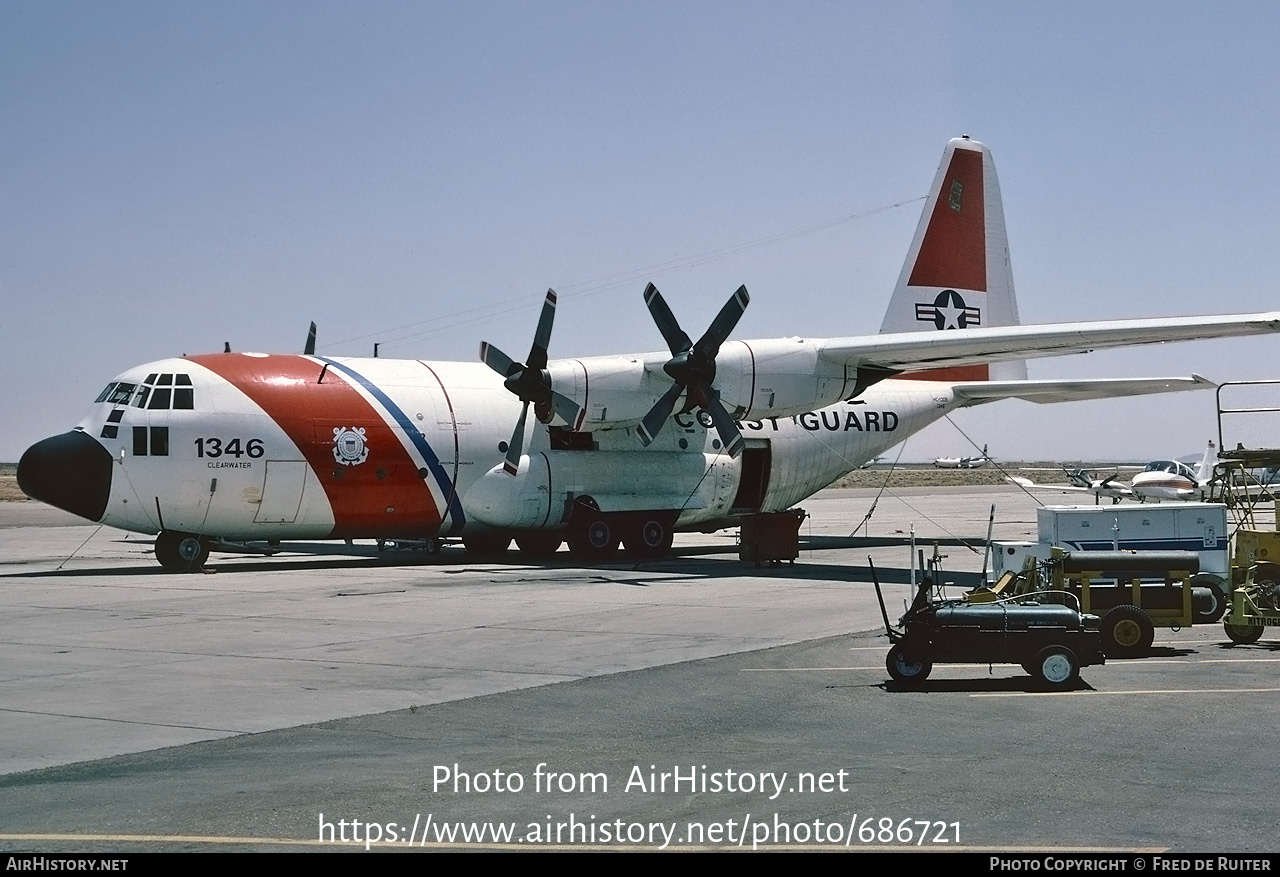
[18,138,1280,571]
[933,445,991,469]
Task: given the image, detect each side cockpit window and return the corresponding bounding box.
[132,426,169,456]
[99,408,124,440]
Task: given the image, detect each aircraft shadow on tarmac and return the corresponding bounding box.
[806,535,980,550]
[8,535,984,588]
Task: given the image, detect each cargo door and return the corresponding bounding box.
[731,440,772,513]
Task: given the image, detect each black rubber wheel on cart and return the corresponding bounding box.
[886,644,932,684]
[1101,604,1155,657]
[1224,622,1264,645]
[1032,646,1080,688]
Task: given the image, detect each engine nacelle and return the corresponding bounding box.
[546,339,851,431]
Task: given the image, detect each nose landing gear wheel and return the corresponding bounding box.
[154,531,209,573]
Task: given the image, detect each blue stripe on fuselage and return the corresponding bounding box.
[317,358,466,534]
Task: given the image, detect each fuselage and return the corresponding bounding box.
[18,351,963,544]
[1129,460,1204,502]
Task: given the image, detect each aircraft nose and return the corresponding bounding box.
[17,431,114,522]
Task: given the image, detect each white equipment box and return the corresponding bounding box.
[990,503,1228,582]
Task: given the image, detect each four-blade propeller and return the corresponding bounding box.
[481,283,751,474]
[637,282,749,458]
[480,290,583,475]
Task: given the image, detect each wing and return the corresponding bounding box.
[1008,476,1135,500]
[819,314,1280,373]
[950,374,1214,405]
[1007,476,1093,493]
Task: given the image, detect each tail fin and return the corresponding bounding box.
[1196,440,1218,485]
[879,137,1026,381]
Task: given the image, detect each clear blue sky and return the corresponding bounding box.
[4,2,1279,462]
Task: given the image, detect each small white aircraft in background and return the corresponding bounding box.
[1009,442,1220,503]
[934,445,991,469]
[1128,441,1219,502]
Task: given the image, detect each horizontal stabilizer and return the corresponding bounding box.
[951,374,1214,405]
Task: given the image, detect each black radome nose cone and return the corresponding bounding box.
[17,431,113,522]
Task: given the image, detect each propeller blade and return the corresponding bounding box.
[637,382,686,446]
[527,289,557,370]
[638,283,751,451]
[693,285,749,358]
[696,386,745,458]
[549,390,583,429]
[503,402,530,476]
[304,322,317,356]
[643,283,692,355]
[482,290,576,472]
[479,342,520,379]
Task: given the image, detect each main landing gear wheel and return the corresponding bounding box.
[623,518,674,558]
[568,517,619,559]
[1224,622,1264,645]
[885,643,932,684]
[462,533,511,557]
[1101,604,1155,657]
[514,532,562,558]
[1032,646,1080,688]
[154,531,209,573]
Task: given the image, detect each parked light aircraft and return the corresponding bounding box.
[18,138,1280,571]
[934,445,991,469]
[1009,442,1221,503]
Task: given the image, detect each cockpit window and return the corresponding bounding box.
[107,383,137,405]
[1142,461,1192,476]
[111,373,197,410]
[174,374,193,408]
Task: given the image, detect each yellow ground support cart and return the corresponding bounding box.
[1048,549,1199,657]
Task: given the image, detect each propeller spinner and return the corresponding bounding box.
[480,290,582,475]
[636,282,749,458]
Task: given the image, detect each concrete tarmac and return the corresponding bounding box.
[2,487,1278,852]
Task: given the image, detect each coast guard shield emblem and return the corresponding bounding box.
[332,426,369,466]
